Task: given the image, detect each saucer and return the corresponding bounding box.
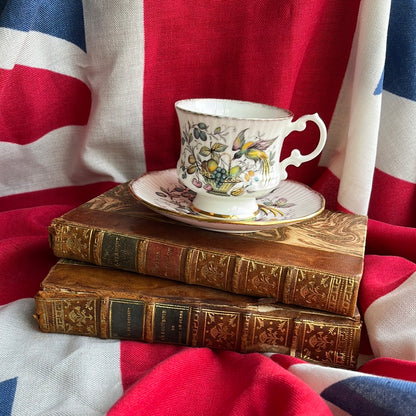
[129,169,325,233]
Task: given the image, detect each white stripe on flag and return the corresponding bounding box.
[376,91,416,183]
[1,124,142,196]
[320,0,391,214]
[365,271,416,361]
[82,1,147,179]
[0,299,123,416]
[1,126,90,196]
[0,28,88,82]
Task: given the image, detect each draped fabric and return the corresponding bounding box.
[1,1,416,415]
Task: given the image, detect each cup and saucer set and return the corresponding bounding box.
[129,98,327,233]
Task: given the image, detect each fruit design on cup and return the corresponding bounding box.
[178,123,277,198]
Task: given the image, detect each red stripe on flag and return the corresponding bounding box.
[359,255,416,314]
[0,181,117,212]
[0,205,64,304]
[0,65,91,145]
[115,344,331,416]
[312,167,341,211]
[0,182,116,304]
[368,168,416,227]
[119,342,185,392]
[359,357,416,382]
[142,1,359,182]
[366,218,416,264]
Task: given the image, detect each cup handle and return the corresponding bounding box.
[279,113,327,180]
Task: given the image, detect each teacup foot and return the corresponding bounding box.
[190,194,259,220]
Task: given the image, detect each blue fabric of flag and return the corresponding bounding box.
[321,375,416,415]
[374,69,384,96]
[0,0,86,51]
[0,378,17,416]
[383,0,416,101]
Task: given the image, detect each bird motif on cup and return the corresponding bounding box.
[232,129,278,180]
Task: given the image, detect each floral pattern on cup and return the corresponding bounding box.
[177,122,278,197]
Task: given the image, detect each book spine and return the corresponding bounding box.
[34,294,361,369]
[48,220,358,317]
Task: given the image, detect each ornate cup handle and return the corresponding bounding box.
[279,113,327,180]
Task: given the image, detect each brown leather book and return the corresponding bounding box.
[35,260,362,369]
[48,182,367,317]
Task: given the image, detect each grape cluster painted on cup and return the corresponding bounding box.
[211,166,228,188]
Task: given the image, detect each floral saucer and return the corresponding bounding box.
[129,169,325,233]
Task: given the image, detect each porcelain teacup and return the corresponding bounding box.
[175,98,327,220]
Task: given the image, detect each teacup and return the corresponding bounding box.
[175,98,327,220]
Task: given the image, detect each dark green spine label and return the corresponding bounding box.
[154,303,190,345]
[101,233,138,271]
[109,299,144,340]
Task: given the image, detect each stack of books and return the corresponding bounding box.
[34,182,367,369]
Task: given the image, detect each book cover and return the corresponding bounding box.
[48,182,367,317]
[34,260,362,369]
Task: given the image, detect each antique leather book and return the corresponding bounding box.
[48,182,367,317]
[34,260,362,369]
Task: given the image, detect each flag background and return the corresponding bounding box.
[1,1,416,415]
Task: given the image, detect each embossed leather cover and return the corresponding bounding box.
[35,260,362,369]
[48,182,368,317]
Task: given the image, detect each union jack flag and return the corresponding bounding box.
[1,1,416,415]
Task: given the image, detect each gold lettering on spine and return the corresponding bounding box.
[107,298,145,340]
[137,242,185,279]
[159,309,167,340]
[164,246,173,277]
[191,310,199,346]
[152,249,161,275]
[177,309,184,341]
[152,303,190,345]
[126,307,132,337]
[113,236,121,267]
